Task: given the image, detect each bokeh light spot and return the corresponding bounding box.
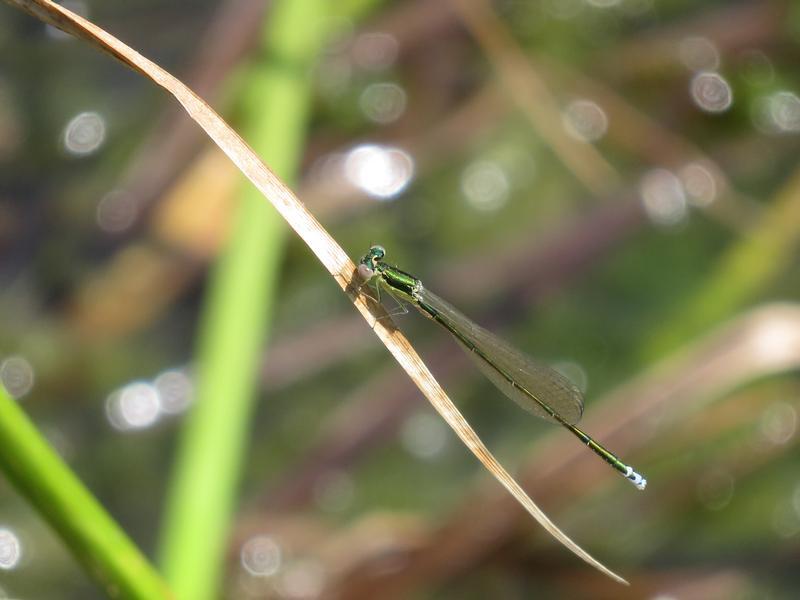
[0,356,34,399]
[460,160,509,212]
[679,162,718,207]
[772,501,800,539]
[768,91,800,133]
[240,535,281,577]
[62,111,106,156]
[96,190,139,233]
[401,411,448,460]
[359,82,407,124]
[562,99,608,142]
[106,382,161,431]
[690,72,732,113]
[0,529,21,570]
[344,144,414,199]
[154,369,193,415]
[640,169,688,227]
[760,402,797,445]
[751,318,800,366]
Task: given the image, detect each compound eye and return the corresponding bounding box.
[370,245,386,260]
[357,263,374,282]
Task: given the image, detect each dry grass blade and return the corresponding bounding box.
[5,0,628,584]
[448,0,621,195]
[330,303,800,596]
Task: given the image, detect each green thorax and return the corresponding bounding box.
[376,262,420,304]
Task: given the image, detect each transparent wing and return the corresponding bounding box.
[417,286,584,425]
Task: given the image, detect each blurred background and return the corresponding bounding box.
[1,0,800,598]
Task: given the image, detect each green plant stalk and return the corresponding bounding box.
[157,1,329,598]
[0,385,172,599]
[646,167,800,357]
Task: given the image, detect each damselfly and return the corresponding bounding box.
[357,245,646,490]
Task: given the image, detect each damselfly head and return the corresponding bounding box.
[368,245,386,262]
[359,245,385,268]
[358,245,385,281]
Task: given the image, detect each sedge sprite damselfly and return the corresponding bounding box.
[357,245,646,490]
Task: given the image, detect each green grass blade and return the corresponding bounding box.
[0,385,172,599]
[157,1,330,598]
